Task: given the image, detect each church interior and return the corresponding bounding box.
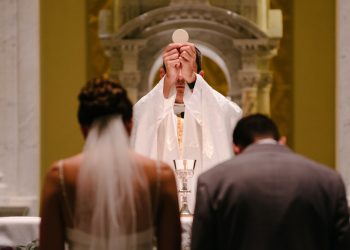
[0,0,349,248]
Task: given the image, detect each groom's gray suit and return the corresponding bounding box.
[191,143,350,250]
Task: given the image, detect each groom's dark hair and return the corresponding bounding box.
[233,114,280,149]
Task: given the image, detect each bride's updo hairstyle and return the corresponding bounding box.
[77,77,132,128]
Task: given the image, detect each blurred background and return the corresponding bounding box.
[1,0,349,215]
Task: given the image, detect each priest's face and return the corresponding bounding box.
[160,62,202,104]
[175,63,199,103]
[175,70,186,103]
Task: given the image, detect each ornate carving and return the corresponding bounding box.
[238,69,273,115]
[116,39,145,52]
[238,70,272,88]
[118,72,140,88]
[233,38,280,56]
[102,39,146,98]
[98,1,283,114]
[170,0,209,5]
[113,4,267,40]
[238,70,260,88]
[259,71,273,87]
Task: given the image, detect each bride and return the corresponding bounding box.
[40,77,181,250]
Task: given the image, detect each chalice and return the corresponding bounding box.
[173,159,196,215]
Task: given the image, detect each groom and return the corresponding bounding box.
[191,114,350,250]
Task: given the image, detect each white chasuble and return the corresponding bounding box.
[131,74,242,208]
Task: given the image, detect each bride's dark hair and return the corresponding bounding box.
[77,77,132,127]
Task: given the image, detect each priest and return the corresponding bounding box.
[131,42,242,209]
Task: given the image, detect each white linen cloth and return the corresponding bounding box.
[0,216,40,246]
[65,227,154,250]
[131,74,242,210]
[180,216,193,250]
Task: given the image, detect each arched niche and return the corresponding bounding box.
[99,1,282,115]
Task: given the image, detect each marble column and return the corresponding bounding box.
[237,71,259,115]
[116,40,145,103]
[336,0,350,202]
[0,0,40,215]
[257,74,272,115]
[234,39,279,116]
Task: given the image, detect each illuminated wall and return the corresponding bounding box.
[40,0,336,185]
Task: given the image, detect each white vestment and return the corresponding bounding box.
[131,74,242,209]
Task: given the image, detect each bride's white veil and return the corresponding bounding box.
[74,115,152,249]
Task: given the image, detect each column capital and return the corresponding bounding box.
[100,39,146,58]
[233,38,280,58]
[238,70,272,88]
[118,72,141,88]
[115,39,146,54]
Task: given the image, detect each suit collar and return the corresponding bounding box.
[241,143,292,155]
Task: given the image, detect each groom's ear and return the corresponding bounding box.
[233,144,242,155]
[279,136,287,145]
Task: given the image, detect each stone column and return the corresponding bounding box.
[234,38,279,116]
[98,37,145,103]
[116,40,145,103]
[257,71,273,115]
[336,0,350,203]
[237,71,259,114]
[0,0,40,215]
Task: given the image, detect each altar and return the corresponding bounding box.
[180,215,193,250]
[0,216,193,249]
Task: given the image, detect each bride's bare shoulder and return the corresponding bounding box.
[44,154,82,185]
[133,153,175,180]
